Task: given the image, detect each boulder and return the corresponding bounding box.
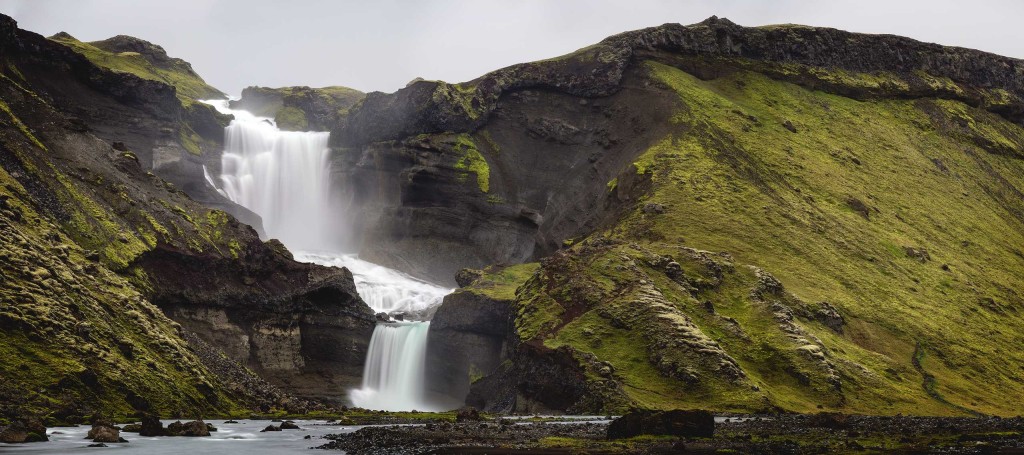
[455,407,482,422]
[165,419,210,437]
[139,414,166,436]
[89,425,124,443]
[121,423,143,433]
[261,425,282,432]
[607,409,715,439]
[0,418,48,443]
[280,421,300,430]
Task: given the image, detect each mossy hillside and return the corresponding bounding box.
[0,67,284,420]
[613,61,1023,414]
[48,34,223,101]
[476,58,1024,416]
[0,163,243,421]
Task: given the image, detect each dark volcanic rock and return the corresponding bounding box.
[607,409,715,439]
[165,419,210,437]
[455,407,481,422]
[425,289,514,406]
[0,418,48,443]
[88,424,123,443]
[139,414,166,436]
[230,85,364,131]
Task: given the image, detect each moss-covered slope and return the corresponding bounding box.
[466,57,1024,416]
[49,32,224,101]
[331,18,1024,416]
[0,15,372,420]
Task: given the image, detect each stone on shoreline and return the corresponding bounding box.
[607,409,714,439]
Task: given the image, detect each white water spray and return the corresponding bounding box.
[203,100,452,412]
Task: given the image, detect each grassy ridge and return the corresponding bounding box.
[481,58,1024,416]
[49,34,223,101]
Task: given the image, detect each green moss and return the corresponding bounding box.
[453,134,490,192]
[49,35,223,101]
[177,126,202,156]
[274,106,309,131]
[463,263,539,301]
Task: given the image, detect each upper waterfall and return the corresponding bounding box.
[204,99,339,251]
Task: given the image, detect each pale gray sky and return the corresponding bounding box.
[3,0,1023,95]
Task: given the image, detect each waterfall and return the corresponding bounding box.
[205,99,335,251]
[298,252,449,411]
[203,100,451,412]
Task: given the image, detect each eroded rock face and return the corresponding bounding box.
[425,290,514,405]
[138,246,376,403]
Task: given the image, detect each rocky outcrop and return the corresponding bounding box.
[0,418,48,443]
[41,25,259,233]
[143,246,375,402]
[425,289,514,405]
[230,85,364,131]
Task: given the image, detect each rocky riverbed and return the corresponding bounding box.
[319,414,1024,454]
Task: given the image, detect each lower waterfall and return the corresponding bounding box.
[204,100,451,412]
[298,253,449,411]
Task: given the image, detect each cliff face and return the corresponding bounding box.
[341,18,1024,415]
[230,85,365,131]
[45,31,261,233]
[0,14,373,418]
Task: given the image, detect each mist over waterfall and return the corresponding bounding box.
[203,100,452,412]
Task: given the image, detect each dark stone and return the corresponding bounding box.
[808,412,851,429]
[88,425,122,443]
[0,418,48,443]
[111,141,128,151]
[280,421,300,430]
[455,268,484,288]
[782,120,798,133]
[121,424,142,433]
[904,246,931,263]
[846,197,871,220]
[455,407,481,422]
[607,409,715,439]
[261,425,282,432]
[643,203,665,214]
[139,414,166,436]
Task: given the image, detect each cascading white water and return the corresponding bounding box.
[205,100,334,251]
[203,100,451,412]
[298,252,449,411]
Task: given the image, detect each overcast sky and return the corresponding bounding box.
[3,0,1023,96]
